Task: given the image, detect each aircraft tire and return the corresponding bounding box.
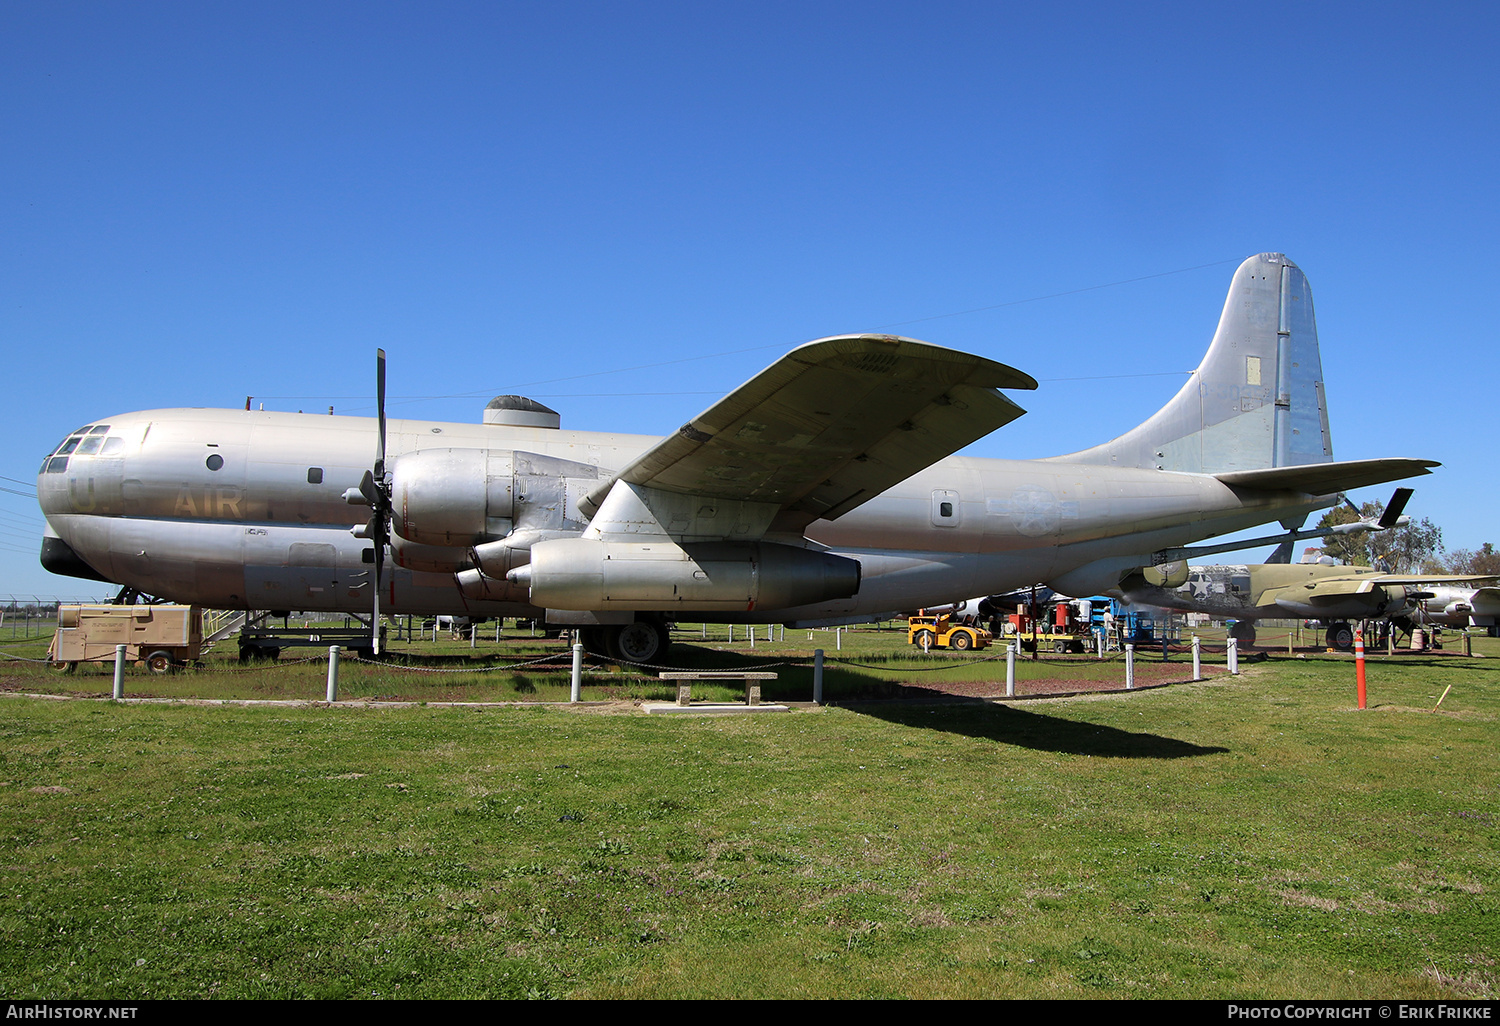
[1230,622,1257,647]
[145,650,174,675]
[1326,623,1354,651]
[610,621,669,664]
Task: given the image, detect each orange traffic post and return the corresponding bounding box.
[1355,625,1367,709]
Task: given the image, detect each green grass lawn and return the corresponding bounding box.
[0,625,1496,998]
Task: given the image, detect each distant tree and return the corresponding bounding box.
[1443,542,1500,576]
[1314,503,1372,565]
[1314,499,1442,573]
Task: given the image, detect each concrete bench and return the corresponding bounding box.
[658,670,778,706]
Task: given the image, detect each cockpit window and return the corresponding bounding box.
[58,437,83,455]
[87,425,109,434]
[75,436,104,455]
[99,437,124,456]
[45,456,69,474]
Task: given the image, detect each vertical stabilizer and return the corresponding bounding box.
[1049,253,1333,473]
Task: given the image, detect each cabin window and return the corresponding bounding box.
[940,501,953,518]
[361,548,375,564]
[206,454,224,471]
[307,467,324,484]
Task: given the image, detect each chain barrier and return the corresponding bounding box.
[341,651,566,675]
[208,653,325,673]
[0,650,58,663]
[826,653,1009,672]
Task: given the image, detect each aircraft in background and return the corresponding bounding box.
[1411,583,1500,632]
[36,253,1437,662]
[1115,560,1496,649]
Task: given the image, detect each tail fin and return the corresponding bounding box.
[1050,253,1333,474]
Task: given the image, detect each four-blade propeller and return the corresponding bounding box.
[342,349,391,656]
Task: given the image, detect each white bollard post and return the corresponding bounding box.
[112,644,126,700]
[1228,637,1239,675]
[570,642,583,703]
[1192,635,1202,681]
[813,648,824,705]
[836,626,842,651]
[471,624,476,649]
[1006,642,1016,697]
[1125,643,1135,690]
[326,645,339,702]
[749,627,755,648]
[1096,628,1104,659]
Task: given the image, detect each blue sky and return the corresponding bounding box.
[3,2,1496,599]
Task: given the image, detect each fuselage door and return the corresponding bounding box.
[931,489,961,528]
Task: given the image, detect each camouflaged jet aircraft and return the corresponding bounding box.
[36,253,1438,662]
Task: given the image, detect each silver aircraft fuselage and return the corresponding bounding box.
[38,406,1327,623]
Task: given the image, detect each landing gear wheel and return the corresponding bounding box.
[949,631,972,651]
[145,650,174,675]
[1229,622,1257,647]
[1326,623,1354,651]
[610,621,669,664]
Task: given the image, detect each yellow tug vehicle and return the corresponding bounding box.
[907,612,992,651]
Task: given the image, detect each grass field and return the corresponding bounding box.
[1,624,1496,999]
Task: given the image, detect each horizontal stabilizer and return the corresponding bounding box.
[1215,457,1438,496]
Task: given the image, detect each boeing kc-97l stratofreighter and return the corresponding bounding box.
[36,253,1438,662]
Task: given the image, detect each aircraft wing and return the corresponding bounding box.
[1214,457,1439,495]
[578,334,1035,530]
[1267,574,1498,614]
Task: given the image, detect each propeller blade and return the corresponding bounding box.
[375,348,387,478]
[354,469,378,506]
[1379,487,1414,529]
[372,519,385,656]
[370,348,389,658]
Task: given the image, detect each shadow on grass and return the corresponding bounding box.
[851,701,1230,759]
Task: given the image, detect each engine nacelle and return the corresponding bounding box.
[1140,560,1189,588]
[390,535,472,573]
[390,448,514,547]
[507,538,861,612]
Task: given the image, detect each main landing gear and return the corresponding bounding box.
[1324,622,1355,651]
[577,620,671,664]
